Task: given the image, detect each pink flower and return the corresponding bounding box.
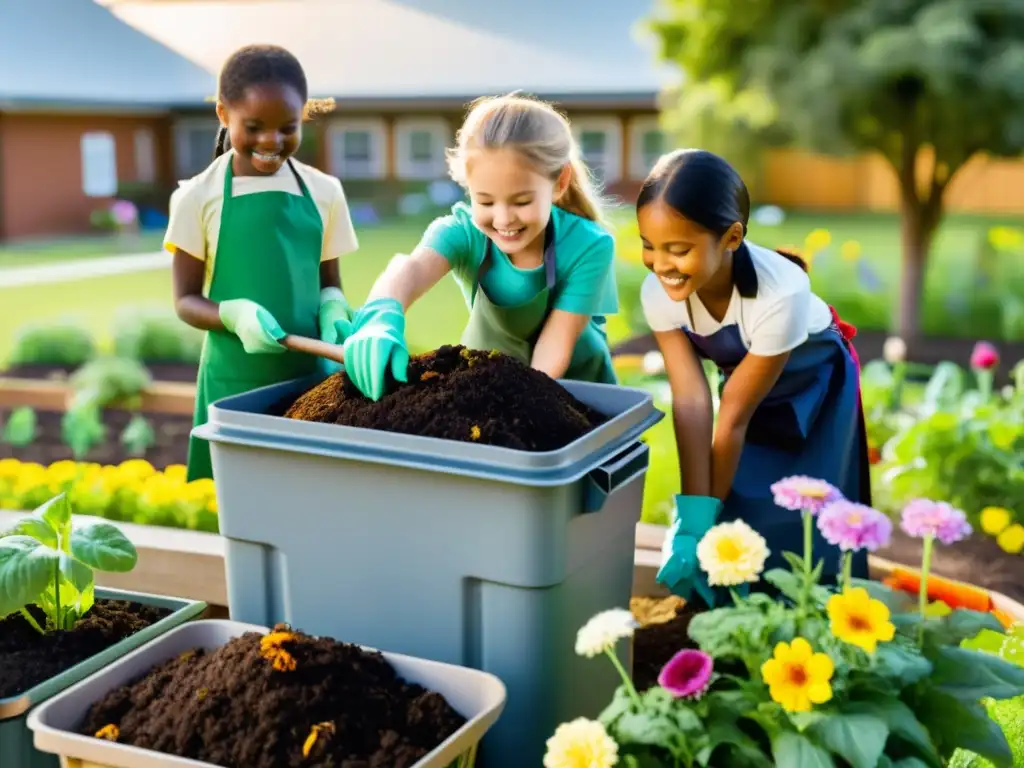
[818,500,893,552]
[771,476,842,516]
[900,499,972,545]
[111,200,138,227]
[658,649,713,700]
[970,341,999,370]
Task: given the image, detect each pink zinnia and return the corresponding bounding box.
[111,199,138,226]
[770,475,842,515]
[817,500,893,552]
[900,499,972,545]
[970,341,999,370]
[658,649,713,700]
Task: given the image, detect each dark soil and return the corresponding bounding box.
[878,528,1024,603]
[284,345,607,451]
[614,330,1024,386]
[1,362,199,383]
[79,625,467,768]
[0,600,171,699]
[0,408,192,469]
[632,602,704,692]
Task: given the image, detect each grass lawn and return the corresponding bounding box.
[0,217,466,365]
[3,207,1022,366]
[0,232,166,268]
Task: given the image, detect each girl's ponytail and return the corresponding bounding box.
[212,126,229,160]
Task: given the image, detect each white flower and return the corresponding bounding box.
[882,336,907,364]
[544,718,619,768]
[697,520,770,586]
[641,351,665,375]
[574,609,638,658]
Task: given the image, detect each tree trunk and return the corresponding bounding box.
[896,204,932,346]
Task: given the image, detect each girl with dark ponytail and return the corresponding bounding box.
[639,149,870,606]
[166,44,358,481]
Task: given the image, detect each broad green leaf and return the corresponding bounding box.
[844,697,939,767]
[57,553,95,629]
[809,712,888,768]
[37,494,72,544]
[70,522,137,573]
[931,646,1024,701]
[873,643,933,685]
[892,759,932,768]
[770,730,835,768]
[613,710,680,748]
[598,685,635,726]
[914,692,1013,767]
[697,718,772,767]
[0,536,59,617]
[2,516,57,549]
[930,610,1006,646]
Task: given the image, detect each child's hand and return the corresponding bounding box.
[218,299,286,354]
[342,298,409,400]
[318,287,354,345]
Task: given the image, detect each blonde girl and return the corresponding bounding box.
[337,93,619,400]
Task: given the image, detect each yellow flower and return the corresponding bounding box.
[988,226,1024,252]
[94,724,119,741]
[827,587,896,653]
[804,228,832,253]
[996,523,1024,555]
[981,507,1012,536]
[761,638,834,713]
[164,464,188,482]
[543,718,618,768]
[0,458,22,480]
[696,520,770,586]
[840,240,862,262]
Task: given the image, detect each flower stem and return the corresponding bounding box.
[20,608,45,635]
[918,534,935,647]
[799,510,813,616]
[841,551,853,592]
[604,647,642,708]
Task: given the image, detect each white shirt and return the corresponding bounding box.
[641,241,833,357]
[163,152,359,293]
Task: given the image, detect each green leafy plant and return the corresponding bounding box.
[2,406,37,447]
[120,414,155,457]
[0,493,137,633]
[61,405,107,459]
[881,363,1023,529]
[8,321,96,368]
[112,308,203,365]
[548,486,1024,768]
[68,356,152,412]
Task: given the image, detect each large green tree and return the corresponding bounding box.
[648,0,1024,342]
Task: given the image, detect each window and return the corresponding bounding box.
[395,118,449,180]
[81,132,118,197]
[327,119,387,179]
[571,117,623,184]
[409,130,433,162]
[133,128,156,184]
[174,119,220,178]
[629,116,667,180]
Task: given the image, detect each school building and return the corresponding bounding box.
[1,0,1021,241]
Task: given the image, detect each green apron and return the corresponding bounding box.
[460,226,617,384]
[186,156,323,481]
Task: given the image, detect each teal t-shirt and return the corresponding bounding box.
[418,202,619,316]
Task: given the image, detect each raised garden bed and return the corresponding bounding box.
[0,408,191,468]
[28,620,506,768]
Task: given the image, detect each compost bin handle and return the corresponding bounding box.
[582,441,650,515]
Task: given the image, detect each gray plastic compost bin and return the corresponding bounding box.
[192,376,663,768]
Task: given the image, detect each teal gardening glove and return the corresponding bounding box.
[219,299,285,354]
[317,287,355,375]
[341,297,410,401]
[318,287,354,345]
[657,495,723,608]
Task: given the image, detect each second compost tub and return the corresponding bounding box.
[192,375,663,768]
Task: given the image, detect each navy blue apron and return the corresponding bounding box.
[683,244,872,584]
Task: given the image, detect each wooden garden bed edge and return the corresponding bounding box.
[0,377,196,416]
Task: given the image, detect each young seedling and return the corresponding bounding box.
[0,493,138,633]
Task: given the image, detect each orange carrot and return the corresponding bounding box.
[888,568,992,612]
